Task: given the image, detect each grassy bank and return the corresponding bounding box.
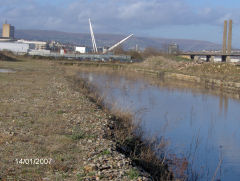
[0,55,154,180]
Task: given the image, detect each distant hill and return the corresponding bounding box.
[1,29,222,51]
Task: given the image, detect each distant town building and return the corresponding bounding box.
[17,40,48,50]
[2,23,15,39]
[49,41,62,51]
[168,43,179,54]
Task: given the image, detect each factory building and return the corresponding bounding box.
[2,23,15,39]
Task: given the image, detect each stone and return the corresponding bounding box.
[84,164,97,173]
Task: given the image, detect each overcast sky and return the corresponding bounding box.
[1,0,240,46]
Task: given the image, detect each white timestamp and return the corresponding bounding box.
[15,158,53,165]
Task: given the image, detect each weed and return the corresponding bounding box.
[127,168,139,179]
[71,127,85,140]
[57,110,66,114]
[101,149,111,156]
[77,173,86,181]
[88,172,96,177]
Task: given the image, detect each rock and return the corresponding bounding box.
[42,178,50,181]
[117,162,122,167]
[84,164,97,173]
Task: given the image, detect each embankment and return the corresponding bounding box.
[60,59,240,98]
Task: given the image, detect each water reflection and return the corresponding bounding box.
[79,71,240,181]
[219,95,229,117]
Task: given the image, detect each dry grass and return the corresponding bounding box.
[131,56,192,72]
[0,55,107,180]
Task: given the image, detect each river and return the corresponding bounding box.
[78,70,240,181]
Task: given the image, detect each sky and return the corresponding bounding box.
[1,0,240,47]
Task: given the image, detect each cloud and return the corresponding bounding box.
[0,0,239,35]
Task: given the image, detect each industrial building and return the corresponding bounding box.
[0,42,29,53]
[2,23,15,39]
[0,22,49,54]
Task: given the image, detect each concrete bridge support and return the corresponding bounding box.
[210,56,215,62]
[194,56,200,61]
[227,56,231,62]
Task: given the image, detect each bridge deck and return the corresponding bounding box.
[181,52,240,56]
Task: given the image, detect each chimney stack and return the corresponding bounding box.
[222,20,227,54]
[227,19,232,55]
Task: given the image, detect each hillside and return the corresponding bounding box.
[1,29,222,51]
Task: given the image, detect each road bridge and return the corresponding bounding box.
[180,52,240,62]
[180,19,237,62]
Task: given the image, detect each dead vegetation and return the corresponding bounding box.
[0,51,20,62]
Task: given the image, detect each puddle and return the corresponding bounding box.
[0,69,16,73]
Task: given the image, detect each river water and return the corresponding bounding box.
[79,70,240,181]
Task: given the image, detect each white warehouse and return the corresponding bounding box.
[0,42,29,53]
[75,46,91,54]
